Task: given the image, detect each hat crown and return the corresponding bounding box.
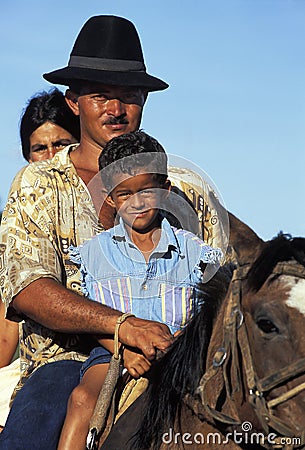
[43,15,168,92]
[71,15,144,63]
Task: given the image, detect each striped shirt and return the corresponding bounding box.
[71,217,222,333]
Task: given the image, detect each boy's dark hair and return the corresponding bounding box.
[98,131,168,192]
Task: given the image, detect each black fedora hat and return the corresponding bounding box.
[43,15,168,92]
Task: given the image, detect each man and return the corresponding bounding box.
[0,14,259,450]
[0,15,172,449]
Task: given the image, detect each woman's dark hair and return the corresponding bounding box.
[98,130,168,192]
[20,88,80,161]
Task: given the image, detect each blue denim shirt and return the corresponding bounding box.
[70,217,222,334]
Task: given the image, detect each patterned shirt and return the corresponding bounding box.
[0,144,228,388]
[71,217,222,334]
[0,145,102,388]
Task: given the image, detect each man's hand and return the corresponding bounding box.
[118,316,174,361]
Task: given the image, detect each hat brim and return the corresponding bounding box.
[43,67,168,92]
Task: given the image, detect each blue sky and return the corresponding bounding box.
[1,0,304,241]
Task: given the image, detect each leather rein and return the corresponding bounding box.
[194,262,305,449]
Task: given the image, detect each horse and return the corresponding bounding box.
[100,231,305,450]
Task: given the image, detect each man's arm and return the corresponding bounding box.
[12,278,173,360]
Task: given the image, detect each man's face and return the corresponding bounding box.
[70,83,146,150]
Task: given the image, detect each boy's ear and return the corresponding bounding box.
[163,179,171,198]
[105,194,116,208]
[65,90,80,116]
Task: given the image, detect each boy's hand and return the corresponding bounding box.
[122,347,152,379]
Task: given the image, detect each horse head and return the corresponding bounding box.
[203,233,305,447]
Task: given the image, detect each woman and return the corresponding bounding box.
[0,88,80,429]
[20,88,80,162]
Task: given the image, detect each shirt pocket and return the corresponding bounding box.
[89,276,133,313]
[156,282,194,331]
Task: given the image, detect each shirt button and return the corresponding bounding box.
[142,284,148,290]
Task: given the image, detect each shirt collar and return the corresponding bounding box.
[45,143,79,175]
[111,216,183,256]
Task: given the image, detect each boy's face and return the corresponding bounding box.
[107,171,169,233]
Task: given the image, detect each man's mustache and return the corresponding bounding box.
[103,116,129,125]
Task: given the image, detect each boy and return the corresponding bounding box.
[58,131,222,449]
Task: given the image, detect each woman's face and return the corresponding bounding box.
[28,121,77,162]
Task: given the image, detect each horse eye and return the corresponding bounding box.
[256,318,279,334]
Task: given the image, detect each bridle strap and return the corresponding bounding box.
[272,261,305,279]
[195,270,247,426]
[258,358,305,394]
[268,381,305,409]
[195,355,241,425]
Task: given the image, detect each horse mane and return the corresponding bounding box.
[246,233,305,292]
[133,263,235,450]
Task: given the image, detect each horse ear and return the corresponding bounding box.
[228,211,266,266]
[208,190,265,265]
